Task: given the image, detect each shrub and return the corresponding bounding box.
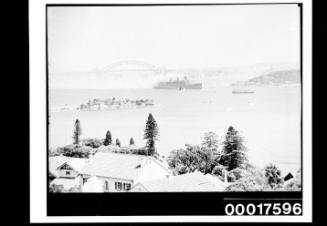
[49,184,65,193]
[264,164,284,189]
[226,176,265,191]
[81,138,104,148]
[167,145,221,175]
[57,144,92,158]
[283,178,301,191]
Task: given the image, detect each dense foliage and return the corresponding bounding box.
[49,143,93,158]
[264,163,283,189]
[81,138,103,148]
[220,126,248,170]
[167,144,220,175]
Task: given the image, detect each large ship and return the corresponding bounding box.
[154,77,202,90]
[232,89,255,94]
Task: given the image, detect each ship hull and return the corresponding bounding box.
[154,83,202,90]
[232,89,255,94]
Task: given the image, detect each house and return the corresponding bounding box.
[130,171,226,192]
[82,176,103,192]
[49,155,87,191]
[49,155,87,178]
[79,152,172,192]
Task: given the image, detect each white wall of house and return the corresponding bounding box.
[80,174,133,192]
[79,157,171,192]
[134,158,171,184]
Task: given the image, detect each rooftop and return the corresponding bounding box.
[80,152,169,180]
[132,171,226,192]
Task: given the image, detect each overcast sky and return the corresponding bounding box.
[48,5,300,73]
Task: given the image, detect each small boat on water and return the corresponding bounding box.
[232,89,255,94]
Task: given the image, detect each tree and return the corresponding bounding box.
[72,119,82,145]
[167,145,221,175]
[115,138,121,147]
[129,137,135,146]
[201,132,219,152]
[58,144,91,158]
[264,164,283,189]
[82,138,103,148]
[104,130,112,146]
[220,126,247,171]
[144,113,159,156]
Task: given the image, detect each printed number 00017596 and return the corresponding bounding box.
[224,202,302,215]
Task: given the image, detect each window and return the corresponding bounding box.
[105,181,109,190]
[65,171,71,175]
[123,183,131,191]
[115,182,122,191]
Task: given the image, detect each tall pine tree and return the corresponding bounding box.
[115,138,121,147]
[129,137,135,146]
[104,130,112,146]
[144,113,159,156]
[73,119,82,145]
[220,126,247,170]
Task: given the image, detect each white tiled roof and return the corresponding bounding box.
[64,157,87,171]
[133,171,226,192]
[80,152,157,180]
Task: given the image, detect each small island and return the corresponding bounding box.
[76,97,155,111]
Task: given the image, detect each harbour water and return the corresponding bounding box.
[49,86,301,174]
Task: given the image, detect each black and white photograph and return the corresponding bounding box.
[47,4,301,193]
[29,0,313,222]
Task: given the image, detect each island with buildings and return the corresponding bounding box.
[57,97,155,112]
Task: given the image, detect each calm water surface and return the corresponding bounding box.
[49,86,301,173]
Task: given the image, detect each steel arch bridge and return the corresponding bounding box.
[101,60,161,72]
